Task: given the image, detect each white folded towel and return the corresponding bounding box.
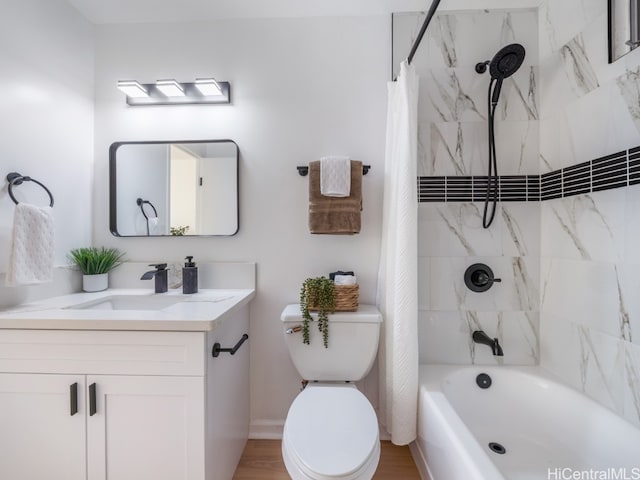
[320,156,351,197]
[334,274,357,285]
[5,203,55,286]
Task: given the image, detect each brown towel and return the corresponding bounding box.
[309,160,362,234]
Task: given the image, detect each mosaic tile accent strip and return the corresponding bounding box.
[418,147,640,202]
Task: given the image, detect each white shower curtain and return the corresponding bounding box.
[376,60,419,446]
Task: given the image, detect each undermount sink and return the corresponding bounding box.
[63,291,239,312]
[65,295,187,311]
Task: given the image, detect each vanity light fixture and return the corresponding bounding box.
[117,77,231,106]
[156,79,185,97]
[117,80,149,98]
[195,78,222,96]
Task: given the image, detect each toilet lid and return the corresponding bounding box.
[284,385,379,478]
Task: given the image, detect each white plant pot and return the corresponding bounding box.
[83,273,108,292]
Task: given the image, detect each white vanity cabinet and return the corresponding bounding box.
[86,374,206,480]
[0,373,87,480]
[0,304,250,480]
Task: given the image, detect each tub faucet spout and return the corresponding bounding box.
[472,330,504,356]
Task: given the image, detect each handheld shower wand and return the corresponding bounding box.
[475,43,526,228]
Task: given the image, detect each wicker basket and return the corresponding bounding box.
[309,284,359,312]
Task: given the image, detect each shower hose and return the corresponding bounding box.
[483,77,500,229]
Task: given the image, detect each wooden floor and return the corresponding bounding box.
[233,439,421,479]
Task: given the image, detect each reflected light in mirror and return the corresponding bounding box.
[195,78,223,96]
[156,79,185,97]
[117,80,148,98]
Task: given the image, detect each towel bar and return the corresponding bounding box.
[6,172,54,207]
[297,165,370,176]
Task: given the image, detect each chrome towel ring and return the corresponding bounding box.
[6,172,54,207]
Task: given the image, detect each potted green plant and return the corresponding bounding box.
[68,247,126,292]
[299,276,335,348]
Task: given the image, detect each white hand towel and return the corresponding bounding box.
[334,274,357,285]
[148,217,159,235]
[320,156,351,197]
[6,204,55,286]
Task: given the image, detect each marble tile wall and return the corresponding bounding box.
[539,0,640,171]
[394,9,541,367]
[396,2,640,427]
[394,9,540,177]
[539,0,640,427]
[417,201,540,366]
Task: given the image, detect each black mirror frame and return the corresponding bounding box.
[109,139,240,237]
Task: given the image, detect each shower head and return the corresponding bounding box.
[489,43,526,80]
[474,43,526,107]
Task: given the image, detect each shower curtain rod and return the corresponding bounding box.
[406,0,442,65]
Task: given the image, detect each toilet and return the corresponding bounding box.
[281,304,383,480]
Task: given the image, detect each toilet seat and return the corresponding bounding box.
[282,384,380,480]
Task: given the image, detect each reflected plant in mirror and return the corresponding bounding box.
[109,140,239,236]
[170,226,190,236]
[609,0,640,62]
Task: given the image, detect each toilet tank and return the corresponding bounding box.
[281,304,382,382]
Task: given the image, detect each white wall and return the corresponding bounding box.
[93,17,389,436]
[0,0,94,307]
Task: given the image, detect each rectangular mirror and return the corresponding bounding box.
[109,140,239,236]
[609,0,640,62]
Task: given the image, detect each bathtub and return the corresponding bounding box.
[412,365,640,480]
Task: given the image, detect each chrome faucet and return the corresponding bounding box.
[472,330,504,356]
[140,263,168,293]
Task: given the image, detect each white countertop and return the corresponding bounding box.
[0,288,255,331]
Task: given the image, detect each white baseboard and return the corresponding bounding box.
[249,420,284,439]
[409,441,433,480]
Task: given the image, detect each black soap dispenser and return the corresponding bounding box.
[182,256,198,294]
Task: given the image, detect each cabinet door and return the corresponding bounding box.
[86,375,205,480]
[0,373,86,480]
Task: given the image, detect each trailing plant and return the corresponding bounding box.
[299,276,335,348]
[68,247,125,275]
